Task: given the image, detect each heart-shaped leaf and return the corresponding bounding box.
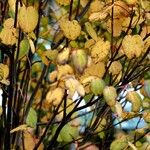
[18,6,38,33]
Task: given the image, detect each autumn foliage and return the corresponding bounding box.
[0,0,149,149]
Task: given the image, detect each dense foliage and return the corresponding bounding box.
[0,0,149,149]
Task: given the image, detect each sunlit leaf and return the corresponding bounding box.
[91,39,110,63]
[89,0,104,13]
[103,86,117,106]
[18,6,38,33]
[89,11,108,22]
[128,141,138,150]
[28,38,36,53]
[0,64,10,85]
[65,77,85,98]
[83,62,106,78]
[126,91,142,112]
[109,61,122,75]
[49,70,58,83]
[59,19,81,40]
[125,0,138,5]
[3,18,14,28]
[114,101,123,118]
[143,110,150,123]
[113,1,129,17]
[46,87,64,106]
[122,35,144,59]
[8,0,17,12]
[23,131,44,150]
[57,64,73,80]
[10,124,28,133]
[57,47,70,65]
[0,28,17,46]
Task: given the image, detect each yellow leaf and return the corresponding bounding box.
[10,124,28,133]
[56,0,70,5]
[18,6,38,33]
[0,28,17,45]
[125,0,138,5]
[3,18,14,28]
[143,110,150,123]
[23,131,44,150]
[80,0,88,7]
[91,39,110,63]
[57,48,70,65]
[46,87,64,106]
[89,0,104,13]
[128,141,138,150]
[59,19,81,40]
[113,1,129,17]
[40,50,58,65]
[89,4,113,22]
[126,91,142,112]
[83,62,106,78]
[84,39,95,49]
[103,86,117,106]
[57,64,73,80]
[0,106,2,116]
[28,38,36,53]
[49,70,58,82]
[109,61,122,75]
[76,84,85,97]
[65,77,77,98]
[8,0,16,12]
[0,64,10,85]
[89,11,108,22]
[114,101,123,118]
[65,77,85,98]
[81,76,96,84]
[122,35,144,59]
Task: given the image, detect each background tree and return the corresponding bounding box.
[0,0,149,149]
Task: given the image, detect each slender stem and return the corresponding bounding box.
[69,0,74,21]
[111,0,114,57]
[24,65,47,119]
[5,46,15,150]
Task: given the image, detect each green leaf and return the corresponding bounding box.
[19,39,30,59]
[51,125,62,142]
[84,93,93,103]
[72,49,88,74]
[41,17,49,27]
[110,139,128,150]
[59,124,79,142]
[90,78,105,95]
[26,108,37,128]
[85,22,98,41]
